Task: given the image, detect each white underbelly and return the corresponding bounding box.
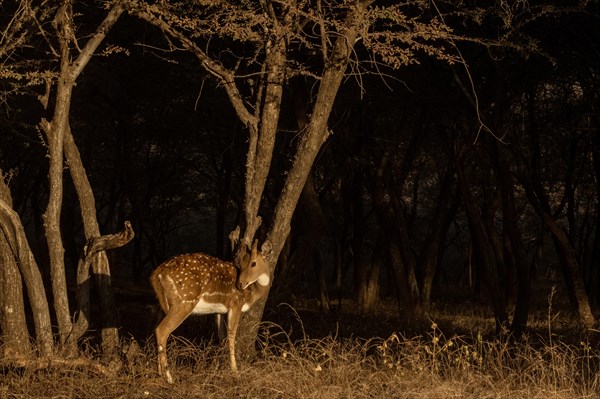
[192,299,228,315]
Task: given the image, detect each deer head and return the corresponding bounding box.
[237,239,272,290]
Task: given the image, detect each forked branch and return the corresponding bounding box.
[68,221,135,349]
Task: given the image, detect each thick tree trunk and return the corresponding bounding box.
[0,184,53,356]
[363,236,383,313]
[313,250,331,313]
[0,176,31,357]
[275,84,329,300]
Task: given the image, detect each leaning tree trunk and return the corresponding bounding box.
[63,124,122,357]
[0,177,53,356]
[0,175,31,358]
[527,195,596,328]
[275,81,329,306]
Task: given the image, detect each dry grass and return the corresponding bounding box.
[2,318,599,399]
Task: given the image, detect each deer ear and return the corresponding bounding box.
[261,240,272,257]
[235,242,251,269]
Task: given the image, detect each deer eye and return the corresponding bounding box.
[251,261,257,267]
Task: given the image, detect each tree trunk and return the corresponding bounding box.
[42,4,73,349]
[0,184,53,356]
[350,171,372,313]
[455,145,509,332]
[363,236,383,313]
[63,124,121,357]
[275,83,329,300]
[370,154,419,318]
[523,94,595,327]
[313,250,331,313]
[238,3,375,359]
[491,141,531,337]
[526,191,597,328]
[0,175,31,357]
[416,166,455,309]
[67,222,134,349]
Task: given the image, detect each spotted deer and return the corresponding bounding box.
[150,240,271,383]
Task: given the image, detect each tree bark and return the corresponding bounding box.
[370,153,418,318]
[0,192,53,356]
[42,2,74,351]
[0,175,31,357]
[63,124,122,357]
[67,221,134,349]
[239,2,375,358]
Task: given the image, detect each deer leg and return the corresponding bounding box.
[216,313,227,342]
[155,302,194,384]
[226,308,242,371]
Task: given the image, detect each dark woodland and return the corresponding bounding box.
[1,0,600,396]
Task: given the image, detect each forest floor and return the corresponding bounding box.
[2,287,600,398]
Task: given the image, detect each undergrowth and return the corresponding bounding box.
[1,317,599,399]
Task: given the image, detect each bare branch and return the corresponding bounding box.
[68,1,128,82]
[130,2,257,130]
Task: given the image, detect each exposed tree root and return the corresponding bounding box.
[1,355,121,377]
